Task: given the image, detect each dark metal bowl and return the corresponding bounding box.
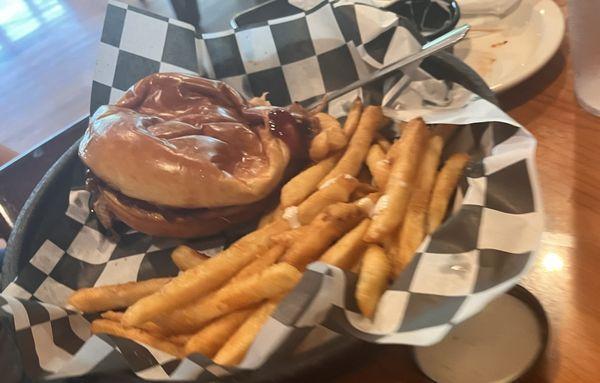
[3,51,495,383]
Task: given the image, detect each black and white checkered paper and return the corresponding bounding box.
[0,0,542,381]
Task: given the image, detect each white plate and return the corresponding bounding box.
[454,0,565,92]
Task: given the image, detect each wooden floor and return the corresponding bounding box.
[0,0,174,155]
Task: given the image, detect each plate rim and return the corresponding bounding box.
[461,0,566,92]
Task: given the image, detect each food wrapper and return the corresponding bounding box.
[0,1,542,381]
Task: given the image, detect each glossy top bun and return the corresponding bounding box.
[79,73,290,208]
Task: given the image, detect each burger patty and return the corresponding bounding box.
[86,174,276,238]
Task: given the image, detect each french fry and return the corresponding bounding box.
[352,182,378,200]
[282,203,365,270]
[383,234,397,275]
[280,155,340,208]
[364,118,429,243]
[386,138,401,163]
[169,334,192,346]
[320,106,389,186]
[281,155,340,208]
[375,134,392,152]
[366,144,389,189]
[317,113,348,151]
[350,260,362,274]
[319,218,370,270]
[154,263,301,334]
[354,192,381,216]
[296,174,358,225]
[271,227,310,247]
[232,245,285,281]
[375,159,392,188]
[122,220,287,327]
[366,144,385,167]
[258,205,283,228]
[69,278,171,313]
[213,300,278,366]
[184,308,255,357]
[342,98,363,136]
[309,113,348,160]
[428,153,470,233]
[355,245,391,318]
[308,130,330,161]
[385,121,408,163]
[395,135,444,275]
[100,310,124,322]
[171,245,209,271]
[101,311,166,334]
[91,319,184,358]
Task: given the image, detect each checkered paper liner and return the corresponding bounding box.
[0,1,543,381]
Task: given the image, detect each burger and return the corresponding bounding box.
[79,73,314,238]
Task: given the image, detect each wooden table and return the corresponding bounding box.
[2,1,599,382]
[333,3,600,382]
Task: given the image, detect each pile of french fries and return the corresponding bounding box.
[69,99,470,364]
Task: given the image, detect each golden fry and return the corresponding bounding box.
[352,182,378,200]
[309,130,330,161]
[122,221,287,327]
[386,139,401,163]
[375,134,392,152]
[354,192,381,216]
[280,155,339,207]
[395,136,443,275]
[320,106,389,186]
[382,234,398,276]
[366,144,389,189]
[91,319,184,358]
[296,174,358,225]
[100,310,124,322]
[171,245,209,271]
[342,98,363,136]
[427,153,470,233]
[213,300,278,366]
[282,202,365,270]
[169,334,192,346]
[319,218,370,270]
[385,122,406,162]
[184,308,255,357]
[154,263,301,334]
[375,159,392,188]
[309,113,348,160]
[355,245,391,318]
[364,118,429,243]
[350,260,362,274]
[271,227,310,247]
[69,278,171,313]
[232,245,285,281]
[101,311,166,334]
[258,205,283,228]
[366,144,385,167]
[317,113,348,150]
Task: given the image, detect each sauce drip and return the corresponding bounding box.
[268,108,309,161]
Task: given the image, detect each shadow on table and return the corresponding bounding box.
[499,50,567,125]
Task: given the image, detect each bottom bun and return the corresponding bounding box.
[95,185,273,238]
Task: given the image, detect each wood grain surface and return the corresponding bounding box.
[1,1,599,381]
